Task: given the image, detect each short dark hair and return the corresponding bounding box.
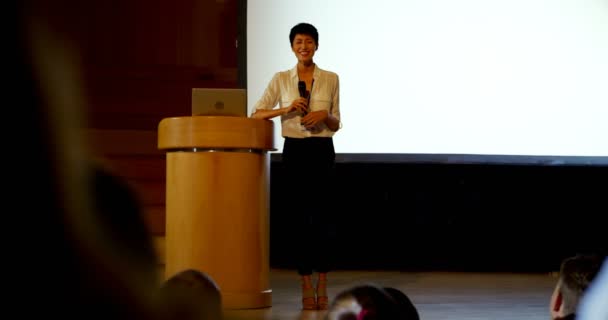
[560,254,604,295]
[329,284,420,320]
[159,269,222,320]
[289,22,319,48]
[383,287,420,320]
[558,253,604,315]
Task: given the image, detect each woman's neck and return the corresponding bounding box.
[297,61,315,74]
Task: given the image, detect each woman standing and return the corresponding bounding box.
[251,22,341,310]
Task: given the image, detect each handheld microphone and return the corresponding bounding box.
[297,81,309,115]
[298,81,307,98]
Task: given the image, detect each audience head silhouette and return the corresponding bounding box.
[10,0,164,319]
[325,284,420,320]
[550,253,605,320]
[159,269,223,320]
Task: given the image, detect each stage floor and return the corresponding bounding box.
[225,269,557,320]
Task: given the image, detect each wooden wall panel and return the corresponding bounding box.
[88,128,167,236]
[99,157,166,181]
[143,206,166,237]
[79,0,238,69]
[81,0,240,237]
[80,0,240,130]
[126,180,166,206]
[87,129,162,156]
[84,66,238,130]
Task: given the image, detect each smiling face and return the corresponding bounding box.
[291,33,317,64]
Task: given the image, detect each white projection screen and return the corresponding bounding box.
[246,0,608,163]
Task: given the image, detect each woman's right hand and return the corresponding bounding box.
[284,97,309,115]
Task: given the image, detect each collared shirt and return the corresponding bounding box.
[253,64,340,138]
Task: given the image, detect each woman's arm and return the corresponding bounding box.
[324,112,340,131]
[252,97,309,120]
[326,73,341,131]
[251,107,287,120]
[251,73,281,119]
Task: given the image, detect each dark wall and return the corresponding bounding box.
[269,159,608,272]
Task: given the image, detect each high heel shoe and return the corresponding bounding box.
[316,278,329,310]
[302,286,317,310]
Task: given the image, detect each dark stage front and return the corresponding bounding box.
[268,154,608,272]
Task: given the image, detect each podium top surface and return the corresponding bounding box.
[158,116,275,151]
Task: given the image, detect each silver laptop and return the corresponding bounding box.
[191,88,248,117]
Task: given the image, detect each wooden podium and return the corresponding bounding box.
[157,116,275,309]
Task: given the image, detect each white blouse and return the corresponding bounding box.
[252,64,340,138]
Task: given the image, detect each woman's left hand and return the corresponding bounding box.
[301,110,328,129]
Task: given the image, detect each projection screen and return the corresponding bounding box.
[246,0,608,164]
